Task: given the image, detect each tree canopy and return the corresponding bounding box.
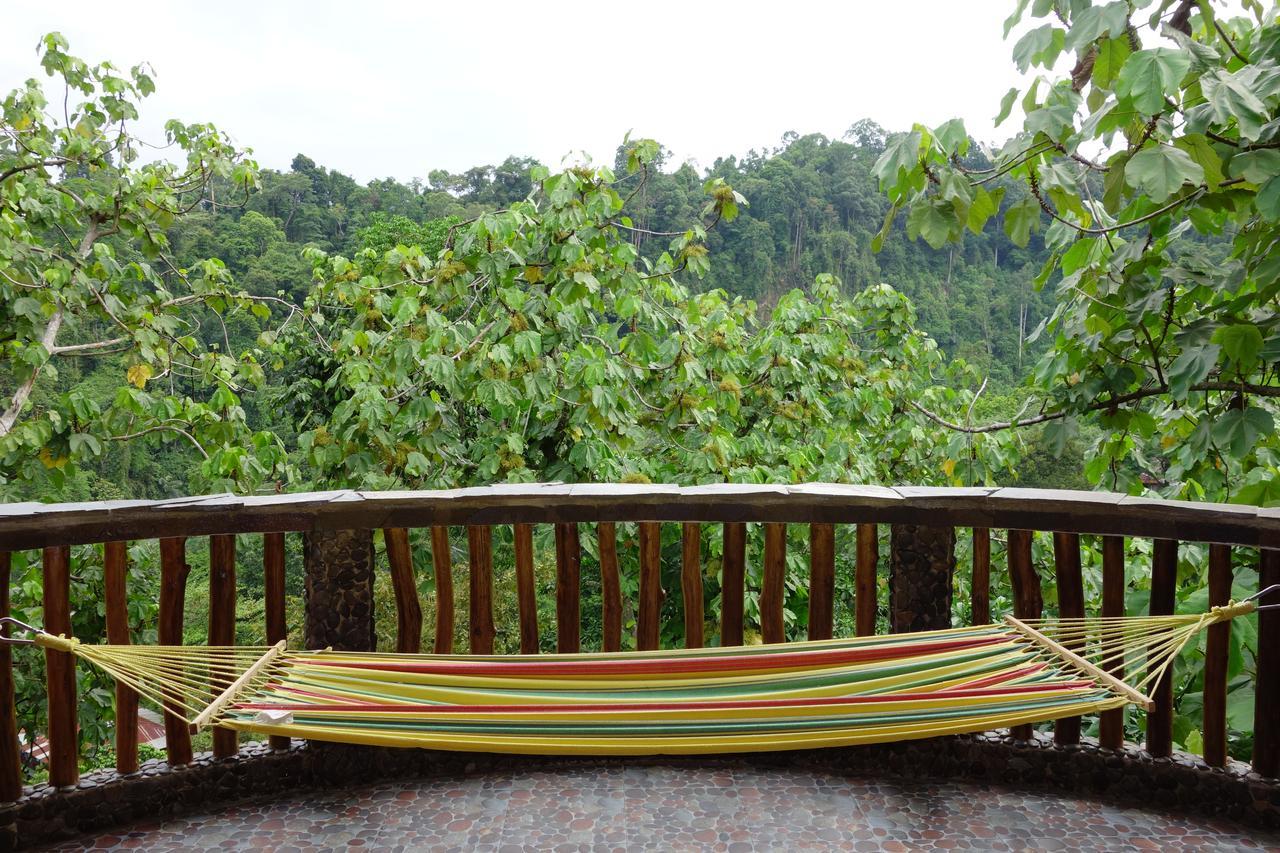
[0,33,304,493]
[283,148,993,490]
[877,0,1280,502]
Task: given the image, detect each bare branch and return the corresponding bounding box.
[909,381,1280,434]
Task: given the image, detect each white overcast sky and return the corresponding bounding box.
[1,1,1028,183]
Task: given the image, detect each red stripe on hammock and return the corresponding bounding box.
[301,636,1009,677]
[235,680,1098,714]
[934,663,1048,691]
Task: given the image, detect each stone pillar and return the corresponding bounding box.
[889,524,955,633]
[304,529,376,652]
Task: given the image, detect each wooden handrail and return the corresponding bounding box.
[2,484,1278,551]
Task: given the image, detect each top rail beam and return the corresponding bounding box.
[0,484,1276,551]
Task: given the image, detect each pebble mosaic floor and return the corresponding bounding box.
[50,761,1280,852]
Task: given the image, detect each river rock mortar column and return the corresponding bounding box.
[304,529,376,651]
[889,524,955,633]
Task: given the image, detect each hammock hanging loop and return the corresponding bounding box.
[0,616,44,646]
[1209,600,1258,621]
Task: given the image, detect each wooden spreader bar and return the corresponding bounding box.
[1003,616,1154,711]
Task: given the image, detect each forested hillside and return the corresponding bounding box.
[178,129,1054,381]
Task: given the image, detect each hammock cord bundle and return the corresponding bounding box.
[27,601,1257,756]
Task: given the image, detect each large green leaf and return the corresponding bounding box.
[1091,36,1131,89]
[966,186,1003,235]
[1172,134,1224,188]
[933,118,968,156]
[1258,176,1280,222]
[1213,323,1263,372]
[1201,68,1271,141]
[907,200,957,249]
[1125,146,1205,202]
[1115,48,1191,114]
[1213,407,1274,457]
[1003,195,1041,248]
[1227,684,1255,730]
[994,87,1019,126]
[1228,150,1280,184]
[1064,2,1129,52]
[1013,24,1065,73]
[872,132,922,191]
[1167,344,1219,399]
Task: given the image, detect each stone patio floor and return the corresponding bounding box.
[49,761,1280,852]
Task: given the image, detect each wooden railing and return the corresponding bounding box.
[1,482,1279,799]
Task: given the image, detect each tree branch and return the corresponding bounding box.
[0,308,64,437]
[51,337,130,356]
[909,380,1280,434]
[104,424,210,459]
[0,158,70,185]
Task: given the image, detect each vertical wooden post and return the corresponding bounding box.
[0,553,21,800]
[1147,538,1178,758]
[384,528,422,653]
[638,522,663,651]
[158,537,192,766]
[430,527,454,654]
[1254,549,1280,777]
[1099,535,1126,750]
[467,526,495,654]
[1203,543,1232,768]
[43,546,77,787]
[1052,532,1085,746]
[721,522,746,647]
[1007,529,1040,741]
[598,522,622,653]
[808,524,835,641]
[554,523,581,653]
[761,523,786,644]
[971,528,991,626]
[855,523,878,636]
[103,541,138,774]
[262,532,290,750]
[513,524,539,654]
[681,523,704,649]
[208,534,238,759]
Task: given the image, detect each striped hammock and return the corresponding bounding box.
[34,604,1253,756]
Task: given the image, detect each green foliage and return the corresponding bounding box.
[876,1,1280,503]
[281,143,1010,492]
[0,35,297,494]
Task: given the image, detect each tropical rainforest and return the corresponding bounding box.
[3,0,1280,773]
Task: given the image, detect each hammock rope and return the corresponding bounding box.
[24,601,1257,756]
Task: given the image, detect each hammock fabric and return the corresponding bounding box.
[34,604,1254,756]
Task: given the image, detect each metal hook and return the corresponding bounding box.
[1242,584,1280,605]
[0,617,45,646]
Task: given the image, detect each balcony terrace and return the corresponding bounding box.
[2,483,1280,850]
